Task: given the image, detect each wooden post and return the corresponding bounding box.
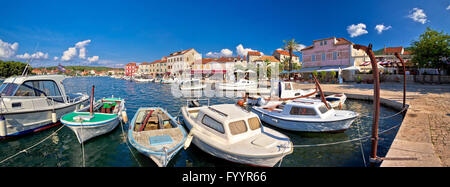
[90,85,95,116]
[311,74,330,109]
[394,52,407,109]
[353,43,380,166]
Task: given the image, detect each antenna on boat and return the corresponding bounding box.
[90,85,95,116]
[21,43,40,77]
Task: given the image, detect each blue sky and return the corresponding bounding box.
[0,0,449,67]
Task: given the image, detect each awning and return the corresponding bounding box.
[298,67,320,73]
[280,70,290,73]
[234,69,245,73]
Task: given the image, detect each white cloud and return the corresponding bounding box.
[375,24,392,34]
[16,51,48,60]
[347,23,368,38]
[236,44,259,56]
[447,5,450,10]
[296,44,306,51]
[61,47,77,61]
[0,39,19,59]
[53,56,58,61]
[87,56,99,63]
[206,48,233,58]
[79,47,87,59]
[408,8,427,24]
[60,39,97,62]
[75,39,91,48]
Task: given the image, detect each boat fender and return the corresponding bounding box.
[0,115,6,137]
[80,104,84,110]
[184,128,195,150]
[122,111,128,123]
[51,112,57,123]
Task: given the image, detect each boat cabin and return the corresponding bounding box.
[0,75,68,103]
[268,81,316,99]
[186,104,262,144]
[261,98,331,118]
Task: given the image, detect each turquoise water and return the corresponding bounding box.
[0,77,403,167]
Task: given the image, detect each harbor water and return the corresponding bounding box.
[0,77,404,167]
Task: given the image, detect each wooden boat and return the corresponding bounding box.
[251,98,359,132]
[128,107,187,167]
[182,102,293,167]
[0,75,90,139]
[61,97,126,143]
[325,93,347,108]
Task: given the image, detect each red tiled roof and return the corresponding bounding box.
[335,38,352,45]
[300,45,314,51]
[247,51,261,56]
[169,48,194,57]
[274,49,298,57]
[384,47,403,54]
[403,51,413,55]
[150,60,162,64]
[202,58,217,64]
[255,55,280,62]
[126,63,137,66]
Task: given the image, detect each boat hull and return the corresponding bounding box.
[182,108,290,167]
[132,140,184,167]
[0,100,89,138]
[63,117,120,143]
[252,108,356,132]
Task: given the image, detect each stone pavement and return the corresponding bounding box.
[293,82,449,167]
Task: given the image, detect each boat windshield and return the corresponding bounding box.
[1,80,64,102]
[0,83,19,96]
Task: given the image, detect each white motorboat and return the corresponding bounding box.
[178,79,206,90]
[325,93,347,108]
[61,97,126,143]
[128,107,187,167]
[0,75,90,138]
[134,78,154,83]
[161,78,178,84]
[247,81,317,106]
[182,102,293,167]
[251,98,359,132]
[216,79,257,91]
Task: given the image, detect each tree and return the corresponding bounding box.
[410,27,450,82]
[283,38,300,80]
[0,60,31,78]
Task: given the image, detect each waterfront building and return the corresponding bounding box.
[138,62,151,76]
[272,49,300,66]
[167,48,201,77]
[125,62,138,77]
[300,37,366,81]
[247,51,263,63]
[371,46,415,74]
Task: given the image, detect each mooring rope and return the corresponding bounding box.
[0,125,65,165]
[359,106,408,120]
[119,120,142,167]
[355,120,367,167]
[289,123,402,148]
[80,121,85,167]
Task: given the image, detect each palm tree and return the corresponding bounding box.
[283,38,300,80]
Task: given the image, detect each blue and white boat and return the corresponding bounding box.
[251,98,359,132]
[128,107,187,167]
[0,75,89,139]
